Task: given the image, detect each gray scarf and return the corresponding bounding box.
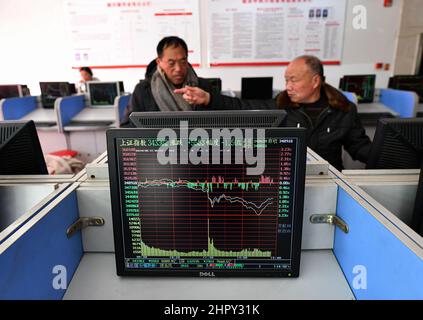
[151,65,199,111]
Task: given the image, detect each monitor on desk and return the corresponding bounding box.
[0,120,48,175]
[339,74,376,103]
[107,116,306,277]
[87,81,124,108]
[40,82,76,108]
[241,77,273,100]
[388,75,423,103]
[130,110,287,128]
[204,78,222,96]
[0,84,26,100]
[366,118,423,236]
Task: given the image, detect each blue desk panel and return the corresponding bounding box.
[1,96,37,120]
[334,187,423,300]
[0,191,83,300]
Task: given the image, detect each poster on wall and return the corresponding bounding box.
[64,0,201,69]
[207,0,346,67]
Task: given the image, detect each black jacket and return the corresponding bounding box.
[121,61,242,126]
[276,83,372,170]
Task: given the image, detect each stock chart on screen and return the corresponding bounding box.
[107,128,306,277]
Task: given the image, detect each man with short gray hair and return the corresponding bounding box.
[277,55,371,170]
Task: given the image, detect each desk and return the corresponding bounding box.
[417,103,423,117]
[71,107,116,124]
[64,250,354,300]
[357,102,399,121]
[20,108,57,127]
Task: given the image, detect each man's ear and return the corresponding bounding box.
[312,74,320,89]
[156,57,161,67]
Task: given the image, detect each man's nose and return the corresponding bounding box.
[174,63,182,73]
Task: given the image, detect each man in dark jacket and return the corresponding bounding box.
[277,55,372,170]
[121,36,241,126]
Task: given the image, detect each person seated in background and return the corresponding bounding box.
[277,55,372,171]
[121,36,242,126]
[77,66,99,93]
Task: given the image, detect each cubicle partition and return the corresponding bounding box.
[0,150,421,300]
[55,94,130,163]
[0,96,67,153]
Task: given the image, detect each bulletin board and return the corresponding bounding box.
[64,0,201,68]
[206,0,347,67]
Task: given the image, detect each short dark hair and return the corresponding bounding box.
[79,66,93,76]
[157,36,188,58]
[296,55,324,81]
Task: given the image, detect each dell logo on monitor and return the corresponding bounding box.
[199,272,216,277]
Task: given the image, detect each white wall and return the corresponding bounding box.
[0,0,402,95]
[394,0,423,74]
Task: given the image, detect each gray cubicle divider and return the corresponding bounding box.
[0,182,83,299]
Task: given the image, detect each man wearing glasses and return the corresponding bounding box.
[121,36,240,126]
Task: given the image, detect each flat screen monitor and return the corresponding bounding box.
[0,85,24,100]
[366,118,423,236]
[204,78,222,95]
[388,75,423,103]
[40,82,76,108]
[129,110,287,129]
[0,120,48,175]
[339,74,376,103]
[241,77,273,100]
[107,126,306,277]
[87,81,123,108]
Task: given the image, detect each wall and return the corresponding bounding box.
[0,0,402,95]
[394,0,423,74]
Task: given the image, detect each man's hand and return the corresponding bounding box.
[174,86,211,106]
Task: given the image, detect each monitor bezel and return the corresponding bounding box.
[86,81,121,108]
[107,127,306,277]
[241,77,274,100]
[0,84,23,100]
[339,74,376,103]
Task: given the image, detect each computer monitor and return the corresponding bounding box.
[87,81,123,108]
[366,118,423,236]
[388,75,423,103]
[241,77,273,100]
[39,82,76,108]
[107,125,306,277]
[0,120,48,175]
[339,74,376,103]
[0,85,24,100]
[204,78,222,96]
[129,110,287,129]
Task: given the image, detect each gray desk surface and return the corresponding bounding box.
[64,250,354,300]
[21,108,56,124]
[72,107,116,122]
[356,102,399,116]
[417,104,423,114]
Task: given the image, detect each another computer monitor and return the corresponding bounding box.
[366,118,423,170]
[0,85,24,100]
[0,120,48,175]
[40,82,76,108]
[204,78,222,96]
[241,77,273,100]
[388,75,423,103]
[87,81,122,108]
[129,110,287,129]
[107,126,306,277]
[366,118,423,236]
[339,74,376,103]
